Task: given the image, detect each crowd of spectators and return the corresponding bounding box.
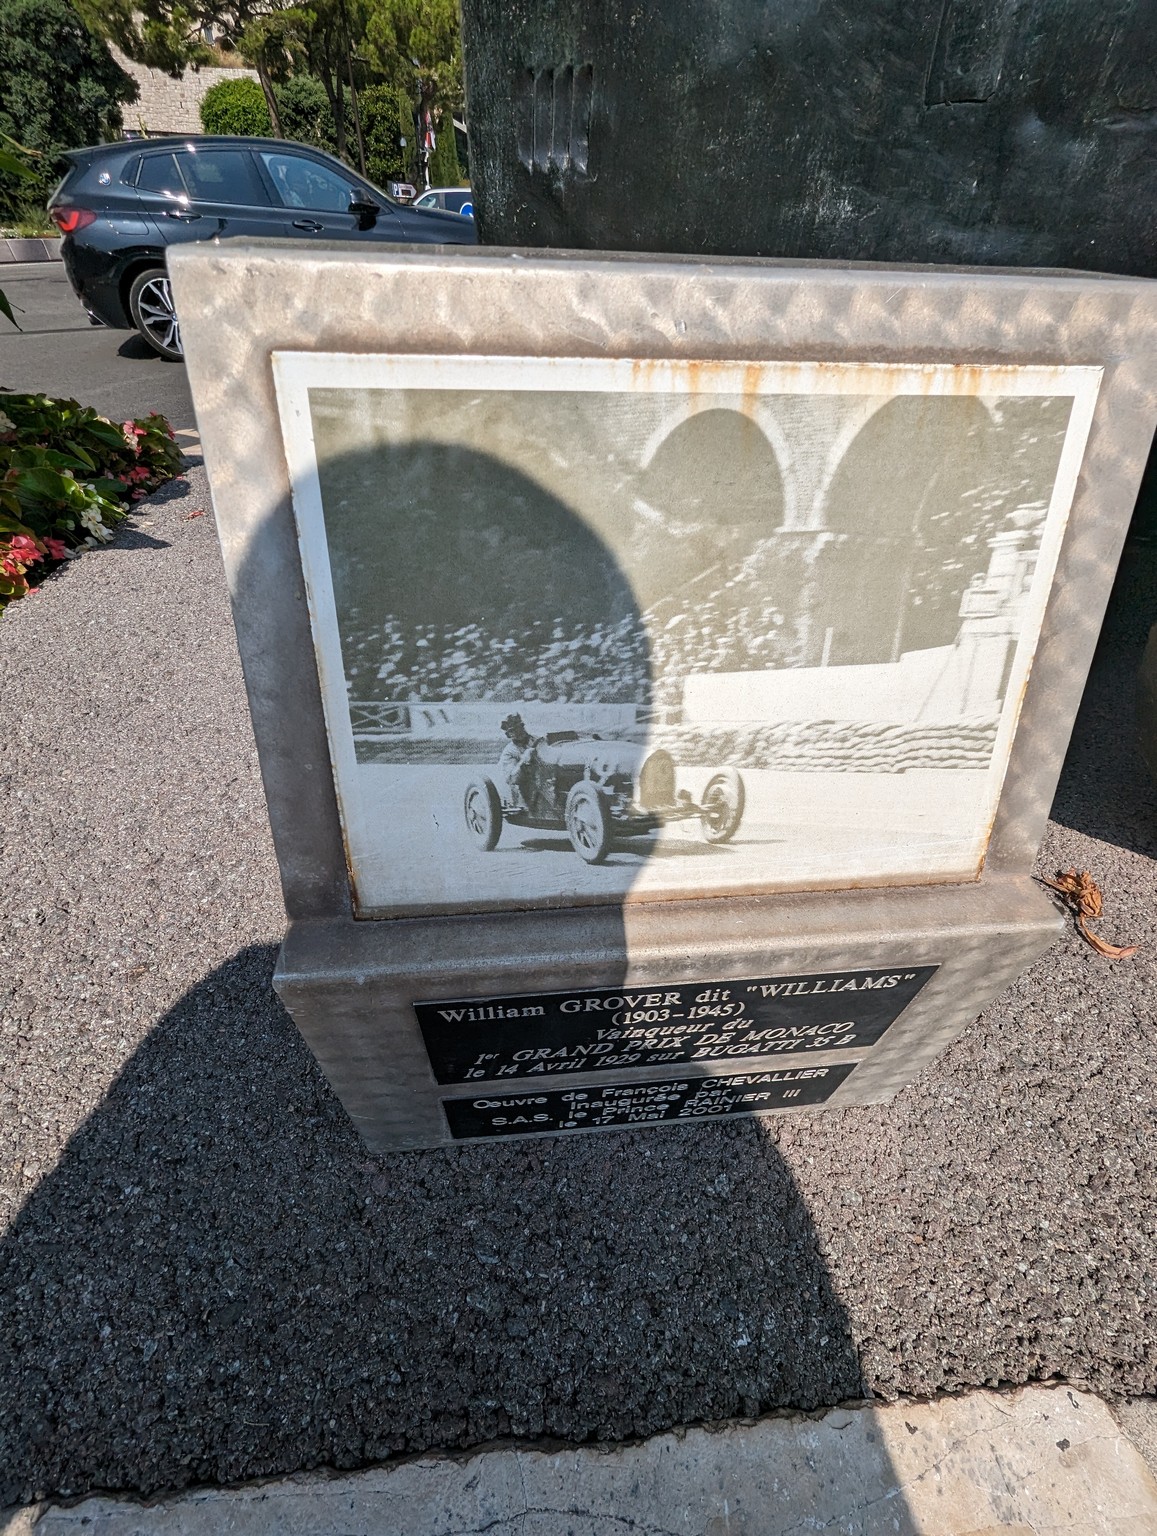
[364,615,649,704]
[346,573,794,710]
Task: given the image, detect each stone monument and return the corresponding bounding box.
[170,243,1157,1150]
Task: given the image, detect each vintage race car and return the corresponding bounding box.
[463,732,745,864]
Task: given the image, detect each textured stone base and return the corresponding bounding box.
[274,875,1061,1151]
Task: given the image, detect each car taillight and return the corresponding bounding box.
[50,208,97,234]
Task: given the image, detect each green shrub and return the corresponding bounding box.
[277,74,337,153]
[200,76,271,136]
[199,73,345,159]
[359,84,408,188]
[0,393,183,611]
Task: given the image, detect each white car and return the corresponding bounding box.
[414,187,474,218]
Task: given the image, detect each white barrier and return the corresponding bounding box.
[682,639,1011,724]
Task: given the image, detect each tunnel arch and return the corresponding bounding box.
[632,407,789,621]
[639,400,796,525]
[807,394,1005,666]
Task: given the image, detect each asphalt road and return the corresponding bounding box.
[0,281,1156,1510]
[0,263,195,431]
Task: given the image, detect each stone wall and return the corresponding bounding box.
[112,47,260,137]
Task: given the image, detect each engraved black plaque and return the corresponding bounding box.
[442,1061,858,1139]
[415,966,936,1084]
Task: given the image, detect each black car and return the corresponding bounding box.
[48,136,478,360]
[464,735,746,865]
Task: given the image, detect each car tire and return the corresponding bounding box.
[128,268,183,361]
[565,780,612,864]
[464,776,503,850]
[700,768,745,844]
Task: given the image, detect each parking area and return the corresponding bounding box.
[0,263,195,432]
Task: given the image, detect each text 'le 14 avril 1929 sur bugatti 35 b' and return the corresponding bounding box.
[463,733,746,864]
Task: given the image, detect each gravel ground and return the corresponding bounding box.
[1,466,1155,1506]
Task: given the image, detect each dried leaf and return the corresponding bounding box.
[182,507,206,520]
[1041,869,1137,960]
[1077,915,1138,961]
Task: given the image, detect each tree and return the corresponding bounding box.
[72,0,219,77]
[276,73,337,152]
[362,0,462,187]
[200,75,271,135]
[363,0,461,116]
[235,7,299,136]
[74,0,462,177]
[236,0,368,166]
[357,83,405,186]
[0,0,136,221]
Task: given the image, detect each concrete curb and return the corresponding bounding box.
[4,1385,1157,1535]
[0,239,62,264]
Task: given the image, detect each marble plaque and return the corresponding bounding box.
[168,245,1157,1149]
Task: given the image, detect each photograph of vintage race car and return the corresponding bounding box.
[463,723,745,864]
[274,350,1099,917]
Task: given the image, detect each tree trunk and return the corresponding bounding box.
[337,0,365,176]
[256,58,283,137]
[319,68,346,161]
[334,74,346,161]
[346,47,366,176]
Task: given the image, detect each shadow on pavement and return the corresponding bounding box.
[1048,543,1157,860]
[0,943,916,1527]
[0,400,926,1526]
[116,335,180,365]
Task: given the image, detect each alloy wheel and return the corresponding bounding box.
[135,274,181,358]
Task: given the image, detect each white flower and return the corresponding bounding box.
[78,504,113,542]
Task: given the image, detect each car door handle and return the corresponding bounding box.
[292,218,324,232]
[165,209,201,221]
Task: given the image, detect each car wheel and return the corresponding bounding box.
[128,268,183,361]
[700,768,745,844]
[565,781,612,864]
[638,748,676,810]
[464,776,503,850]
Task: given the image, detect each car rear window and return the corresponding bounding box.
[137,152,187,200]
[174,149,269,206]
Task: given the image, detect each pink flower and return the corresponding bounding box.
[42,536,68,560]
[130,489,146,500]
[1,534,44,577]
[128,465,150,482]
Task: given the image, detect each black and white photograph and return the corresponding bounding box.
[273,355,1099,918]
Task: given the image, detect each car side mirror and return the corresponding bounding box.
[349,196,381,230]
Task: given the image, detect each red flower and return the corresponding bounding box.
[1,534,45,577]
[42,536,69,560]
